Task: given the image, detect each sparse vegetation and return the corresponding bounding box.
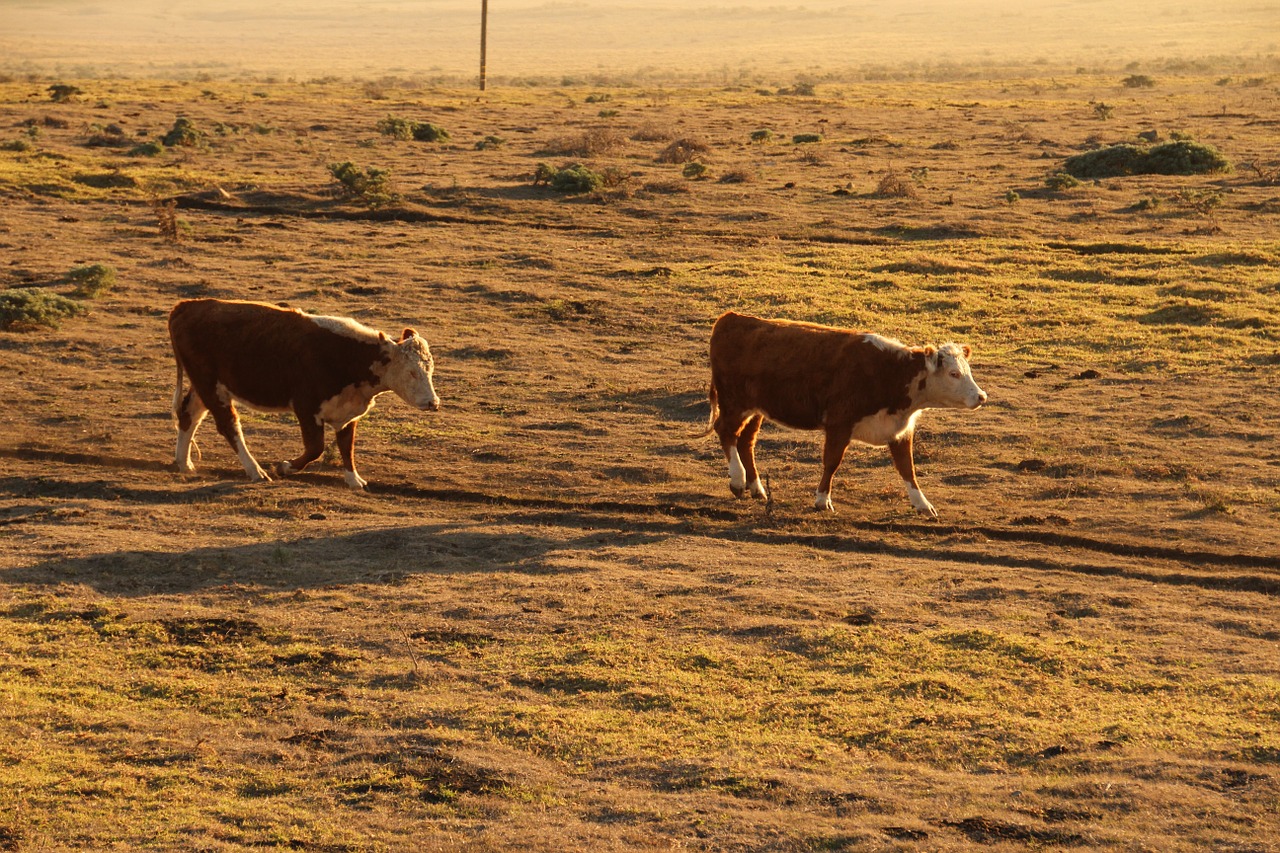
[541,128,626,157]
[0,287,86,329]
[376,116,450,142]
[327,160,397,206]
[161,116,202,147]
[1063,140,1230,178]
[750,129,773,143]
[873,168,918,198]
[792,133,822,144]
[1122,74,1157,88]
[1045,171,1081,191]
[655,137,710,164]
[47,83,81,103]
[65,263,117,298]
[681,161,707,180]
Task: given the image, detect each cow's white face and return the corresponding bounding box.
[383,329,440,411]
[926,343,986,409]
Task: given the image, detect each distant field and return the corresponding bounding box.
[1,52,1278,852]
[2,0,1277,82]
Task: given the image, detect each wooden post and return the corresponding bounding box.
[479,0,488,92]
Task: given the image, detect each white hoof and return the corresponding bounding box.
[748,478,768,500]
[814,491,835,512]
[343,470,368,491]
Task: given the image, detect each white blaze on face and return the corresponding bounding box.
[381,334,440,410]
[929,343,987,409]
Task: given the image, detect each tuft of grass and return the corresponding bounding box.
[161,117,202,148]
[792,133,823,144]
[655,137,709,164]
[66,263,117,298]
[0,288,87,330]
[328,161,397,207]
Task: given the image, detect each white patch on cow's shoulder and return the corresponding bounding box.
[316,383,380,427]
[851,408,920,447]
[860,333,907,353]
[306,313,381,343]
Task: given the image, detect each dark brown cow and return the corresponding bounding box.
[169,298,439,490]
[697,311,986,516]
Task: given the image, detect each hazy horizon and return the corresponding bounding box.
[1,0,1277,82]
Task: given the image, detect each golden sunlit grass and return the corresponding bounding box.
[1,61,1278,850]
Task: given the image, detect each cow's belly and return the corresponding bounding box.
[215,381,292,414]
[849,409,918,446]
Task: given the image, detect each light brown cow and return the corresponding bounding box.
[169,298,439,490]
[697,311,986,516]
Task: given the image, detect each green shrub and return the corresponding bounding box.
[1045,172,1081,191]
[47,84,81,103]
[1063,141,1229,179]
[66,263,117,298]
[0,288,87,330]
[1,139,32,152]
[475,135,505,150]
[750,129,773,143]
[1092,102,1115,120]
[548,163,604,194]
[328,161,397,207]
[682,162,707,180]
[161,117,202,147]
[411,122,449,143]
[598,109,619,119]
[792,133,822,144]
[1005,189,1020,203]
[129,140,165,157]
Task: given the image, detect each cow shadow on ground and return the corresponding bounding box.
[1,522,669,598]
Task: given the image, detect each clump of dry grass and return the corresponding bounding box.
[630,122,673,142]
[539,128,628,157]
[873,168,919,198]
[718,169,755,184]
[655,137,710,164]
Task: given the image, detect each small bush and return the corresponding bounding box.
[779,80,816,97]
[656,138,710,164]
[48,84,81,103]
[630,123,672,143]
[1045,172,1081,191]
[129,140,164,157]
[1005,189,1021,204]
[475,135,505,150]
[750,129,773,143]
[66,264,116,298]
[598,109,619,119]
[161,117,202,147]
[328,161,397,207]
[542,128,627,157]
[548,163,604,194]
[584,93,612,104]
[873,169,917,199]
[411,122,449,143]
[682,162,707,180]
[792,133,822,144]
[1063,141,1229,179]
[1092,102,1115,120]
[1,139,32,152]
[0,288,87,330]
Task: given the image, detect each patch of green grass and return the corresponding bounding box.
[0,288,87,330]
[66,263,117,298]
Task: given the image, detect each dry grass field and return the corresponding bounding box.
[1,5,1279,848]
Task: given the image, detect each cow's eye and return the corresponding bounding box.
[950,370,962,379]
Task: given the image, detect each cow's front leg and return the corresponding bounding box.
[174,390,208,473]
[280,413,326,477]
[210,400,271,483]
[888,431,937,518]
[815,424,853,511]
[736,415,768,499]
[335,420,366,491]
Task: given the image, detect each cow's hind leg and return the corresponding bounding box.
[736,415,768,499]
[334,420,366,491]
[174,390,208,473]
[207,394,271,483]
[280,411,326,478]
[888,432,937,518]
[815,424,853,511]
[714,407,752,498]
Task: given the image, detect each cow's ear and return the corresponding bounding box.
[962,344,972,358]
[923,345,939,371]
[399,327,417,343]
[378,331,389,343]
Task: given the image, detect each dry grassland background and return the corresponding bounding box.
[1,2,1279,850]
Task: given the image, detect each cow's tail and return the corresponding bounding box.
[171,352,185,426]
[689,380,718,439]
